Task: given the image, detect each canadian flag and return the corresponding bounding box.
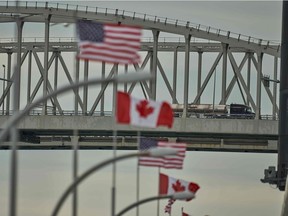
[160,173,200,214]
[116,91,174,128]
[159,173,200,197]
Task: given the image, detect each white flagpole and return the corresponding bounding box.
[136,131,141,216]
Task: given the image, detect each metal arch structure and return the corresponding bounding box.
[0,1,281,120]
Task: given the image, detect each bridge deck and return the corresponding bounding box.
[0,116,278,152]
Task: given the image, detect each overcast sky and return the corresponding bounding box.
[0,1,285,216]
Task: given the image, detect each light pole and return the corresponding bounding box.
[2,64,5,115]
[115,191,195,216]
[281,175,288,216]
[50,147,178,216]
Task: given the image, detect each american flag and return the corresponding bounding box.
[76,20,141,64]
[138,138,186,169]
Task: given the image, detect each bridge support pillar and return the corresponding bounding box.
[83,60,89,115]
[151,30,159,100]
[246,52,252,107]
[42,15,51,115]
[196,51,203,104]
[101,62,106,116]
[221,43,228,105]
[172,47,178,104]
[255,52,263,119]
[183,34,191,118]
[7,52,11,115]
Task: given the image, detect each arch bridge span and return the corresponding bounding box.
[0,1,280,152]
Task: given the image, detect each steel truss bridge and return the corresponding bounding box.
[1,2,287,216]
[0,1,281,152]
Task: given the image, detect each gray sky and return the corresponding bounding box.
[0,1,285,216]
[0,150,282,216]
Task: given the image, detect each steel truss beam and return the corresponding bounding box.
[0,41,280,119]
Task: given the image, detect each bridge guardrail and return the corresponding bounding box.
[0,36,232,44]
[0,110,278,120]
[29,110,113,117]
[173,111,278,120]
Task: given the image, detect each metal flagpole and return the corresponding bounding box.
[72,129,79,216]
[112,129,117,216]
[157,167,161,216]
[136,131,141,216]
[10,2,21,216]
[112,65,118,216]
[72,22,79,216]
[278,0,288,191]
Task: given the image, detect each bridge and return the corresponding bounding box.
[0,2,286,216]
[0,1,281,152]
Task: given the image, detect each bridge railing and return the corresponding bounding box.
[0,109,278,120]
[0,1,280,51]
[173,111,278,120]
[0,36,247,44]
[28,109,114,117]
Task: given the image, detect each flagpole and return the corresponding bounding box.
[73,20,79,216]
[112,129,117,216]
[112,66,118,216]
[136,131,141,216]
[72,129,79,216]
[157,167,160,216]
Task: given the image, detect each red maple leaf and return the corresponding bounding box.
[136,100,154,118]
[172,180,185,192]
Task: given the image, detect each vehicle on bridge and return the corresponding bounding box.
[172,103,255,119]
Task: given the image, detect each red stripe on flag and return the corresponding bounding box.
[159,173,169,195]
[157,101,174,128]
[116,92,131,124]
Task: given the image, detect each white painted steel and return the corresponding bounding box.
[149,147,178,157]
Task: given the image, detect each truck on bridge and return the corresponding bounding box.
[172,103,255,119]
